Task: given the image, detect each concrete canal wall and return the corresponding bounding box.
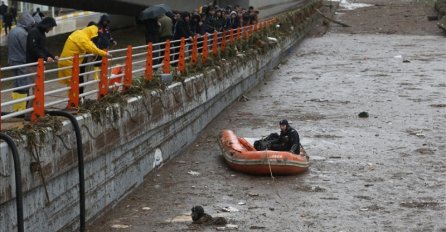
[0,2,321,231]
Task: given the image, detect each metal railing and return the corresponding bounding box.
[0,19,279,129]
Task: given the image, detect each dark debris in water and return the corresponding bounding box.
[400,201,441,210]
[358,111,369,118]
[430,104,446,108]
[354,195,373,200]
[295,185,326,192]
[414,147,435,155]
[313,134,343,139]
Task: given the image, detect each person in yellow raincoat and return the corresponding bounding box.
[58,25,111,86]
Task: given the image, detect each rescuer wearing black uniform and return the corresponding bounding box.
[270,119,301,154]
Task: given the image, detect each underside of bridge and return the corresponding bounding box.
[16,0,148,16]
[15,0,252,16]
[15,0,301,19]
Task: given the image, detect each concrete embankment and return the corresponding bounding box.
[0,1,321,231]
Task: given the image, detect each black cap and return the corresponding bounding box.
[279,119,288,125]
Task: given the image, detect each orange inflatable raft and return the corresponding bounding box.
[218,130,309,175]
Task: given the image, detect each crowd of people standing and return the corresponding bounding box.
[143,4,260,44]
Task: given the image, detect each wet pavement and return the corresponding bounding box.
[88,2,446,231]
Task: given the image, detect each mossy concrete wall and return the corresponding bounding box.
[0,2,321,231]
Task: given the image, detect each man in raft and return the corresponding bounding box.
[269,119,301,154]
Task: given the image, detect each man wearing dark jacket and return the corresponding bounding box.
[144,18,160,44]
[270,119,301,154]
[91,14,116,80]
[0,1,7,20]
[26,16,58,63]
[173,12,192,40]
[172,12,192,63]
[3,9,12,35]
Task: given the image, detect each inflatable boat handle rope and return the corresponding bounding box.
[265,150,275,181]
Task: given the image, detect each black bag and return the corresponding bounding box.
[254,133,280,150]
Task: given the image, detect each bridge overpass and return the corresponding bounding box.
[15,0,305,18]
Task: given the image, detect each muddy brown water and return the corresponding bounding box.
[89,2,446,231]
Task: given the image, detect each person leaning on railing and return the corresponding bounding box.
[26,17,58,63]
[57,25,111,88]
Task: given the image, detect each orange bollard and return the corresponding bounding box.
[178,37,186,73]
[145,42,153,80]
[191,36,198,65]
[202,33,208,64]
[98,55,109,99]
[67,54,80,109]
[212,31,218,57]
[221,30,226,53]
[123,45,133,92]
[229,29,234,44]
[163,40,171,74]
[32,58,45,122]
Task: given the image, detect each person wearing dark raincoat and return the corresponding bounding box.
[190,13,205,35]
[144,18,160,44]
[270,119,301,154]
[92,14,116,80]
[214,9,225,31]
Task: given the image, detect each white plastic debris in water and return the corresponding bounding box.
[393,55,403,59]
[141,207,151,211]
[187,170,200,176]
[267,37,278,43]
[238,202,246,205]
[216,224,239,230]
[152,149,163,168]
[168,214,192,223]
[310,155,326,161]
[332,0,372,10]
[111,224,130,229]
[221,206,239,212]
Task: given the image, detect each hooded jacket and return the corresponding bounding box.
[94,14,114,49]
[159,14,173,39]
[26,17,57,63]
[225,11,239,29]
[58,25,107,85]
[7,12,35,65]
